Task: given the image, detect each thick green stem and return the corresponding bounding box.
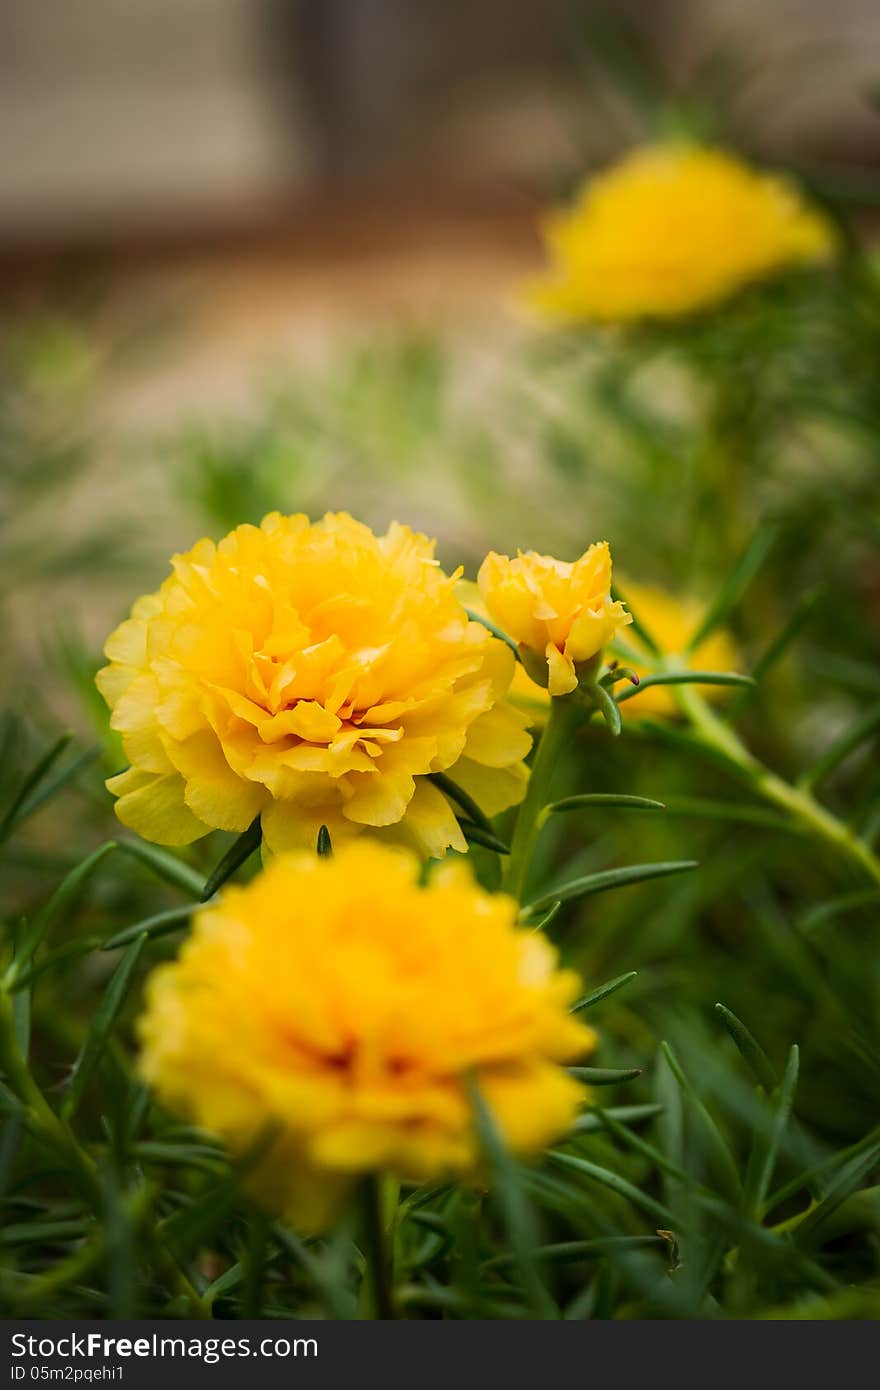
[505,695,585,903]
[674,684,880,888]
[357,1174,395,1319]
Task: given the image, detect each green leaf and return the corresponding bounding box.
[428,771,497,836]
[0,1218,90,1246]
[11,935,103,992]
[525,901,562,932]
[116,839,203,897]
[686,523,777,653]
[457,820,510,855]
[63,933,148,1119]
[12,988,30,1057]
[752,1044,799,1215]
[754,586,825,680]
[549,1149,676,1228]
[792,1139,880,1249]
[468,1076,556,1318]
[8,842,116,983]
[0,1077,24,1113]
[482,1234,660,1272]
[132,1142,227,1172]
[570,1103,663,1134]
[545,793,665,815]
[659,1041,741,1202]
[799,701,880,791]
[568,1066,642,1085]
[463,608,520,659]
[5,744,100,835]
[714,1004,777,1092]
[201,816,262,901]
[525,860,697,917]
[571,970,638,1013]
[768,1124,880,1212]
[102,905,192,952]
[616,670,754,704]
[800,888,880,932]
[584,681,622,736]
[0,733,73,841]
[595,1106,693,1188]
[316,824,333,857]
[203,1260,244,1303]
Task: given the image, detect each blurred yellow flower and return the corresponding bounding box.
[507,579,739,721]
[138,842,593,1231]
[619,579,741,717]
[97,512,531,858]
[528,144,836,323]
[477,542,630,697]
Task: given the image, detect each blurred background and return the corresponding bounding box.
[3,0,880,642]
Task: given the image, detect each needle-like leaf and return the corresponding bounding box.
[463,608,520,659]
[428,770,497,836]
[525,859,697,917]
[545,793,665,815]
[615,671,754,704]
[102,905,192,952]
[8,842,116,983]
[116,839,203,897]
[201,817,262,901]
[799,701,880,790]
[752,1044,799,1215]
[568,1065,642,1085]
[0,733,73,841]
[64,933,149,1119]
[685,524,777,653]
[549,1150,676,1227]
[570,970,638,1013]
[715,1004,777,1092]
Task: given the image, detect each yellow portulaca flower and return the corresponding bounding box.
[137,842,594,1231]
[477,542,631,697]
[506,579,739,722]
[97,512,532,858]
[527,144,836,323]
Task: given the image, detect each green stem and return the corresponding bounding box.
[357,1174,395,1319]
[674,684,880,888]
[505,695,585,903]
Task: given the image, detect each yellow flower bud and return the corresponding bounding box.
[477,543,631,697]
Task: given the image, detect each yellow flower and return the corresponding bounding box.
[528,144,836,323]
[97,512,531,858]
[506,579,739,721]
[477,542,631,697]
[137,842,594,1231]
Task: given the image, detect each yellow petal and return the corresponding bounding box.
[111,771,208,846]
[446,755,529,817]
[462,702,532,768]
[343,771,416,827]
[403,778,468,858]
[546,644,577,696]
